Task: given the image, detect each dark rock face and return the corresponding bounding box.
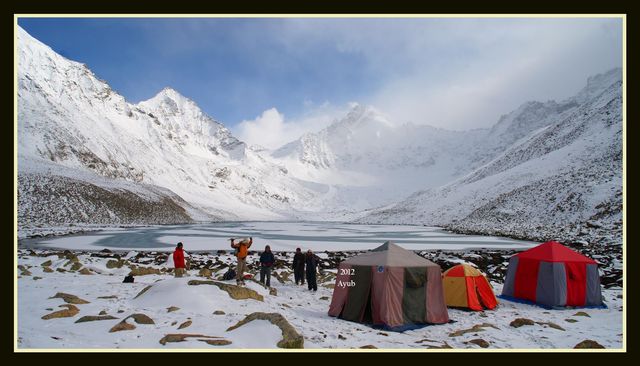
[18,173,194,233]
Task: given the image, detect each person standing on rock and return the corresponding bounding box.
[173,242,187,278]
[305,249,320,291]
[292,247,305,285]
[259,245,275,288]
[231,237,252,285]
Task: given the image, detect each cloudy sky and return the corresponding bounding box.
[18,17,622,149]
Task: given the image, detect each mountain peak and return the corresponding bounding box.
[338,103,393,130]
[138,87,203,117]
[149,86,192,104]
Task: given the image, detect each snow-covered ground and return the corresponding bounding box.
[16,248,623,350]
[22,222,537,252]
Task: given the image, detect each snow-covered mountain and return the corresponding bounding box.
[269,91,589,213]
[17,26,319,234]
[17,25,622,246]
[359,68,622,246]
[271,105,490,211]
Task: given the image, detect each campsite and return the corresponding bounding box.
[15,17,624,351]
[17,236,623,349]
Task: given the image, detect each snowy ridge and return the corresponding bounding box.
[360,70,622,246]
[17,26,321,234]
[17,25,622,246]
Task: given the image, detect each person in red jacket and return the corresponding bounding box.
[173,242,187,277]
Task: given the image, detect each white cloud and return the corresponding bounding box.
[234,103,349,149]
[277,18,623,130]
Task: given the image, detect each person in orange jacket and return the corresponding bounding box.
[230,237,252,285]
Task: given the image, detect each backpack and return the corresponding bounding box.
[222,268,237,281]
[123,275,135,283]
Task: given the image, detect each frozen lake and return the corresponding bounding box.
[21,222,538,252]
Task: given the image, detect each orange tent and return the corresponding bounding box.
[442,264,498,311]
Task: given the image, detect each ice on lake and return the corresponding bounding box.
[27,221,537,252]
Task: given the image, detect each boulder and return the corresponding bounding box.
[213,310,225,315]
[70,262,83,271]
[41,260,52,267]
[106,259,125,269]
[510,318,535,328]
[42,304,80,320]
[573,311,591,317]
[128,265,161,276]
[269,288,278,296]
[536,321,565,331]
[198,268,212,278]
[427,342,453,349]
[159,333,228,346]
[79,268,93,275]
[133,285,152,299]
[449,323,498,337]
[188,280,264,301]
[98,295,118,299]
[167,306,180,313]
[99,310,108,315]
[178,320,192,329]
[468,339,490,348]
[359,345,378,349]
[43,267,54,273]
[574,340,605,349]
[202,339,232,346]
[33,276,42,280]
[109,320,136,332]
[226,312,304,349]
[49,292,90,304]
[75,315,118,323]
[127,313,154,325]
[64,256,80,267]
[565,318,578,323]
[56,268,66,273]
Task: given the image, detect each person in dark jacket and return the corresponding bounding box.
[173,242,186,278]
[305,249,320,291]
[259,245,275,287]
[292,247,305,285]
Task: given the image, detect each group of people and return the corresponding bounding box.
[171,239,321,291]
[230,238,321,291]
[292,247,320,291]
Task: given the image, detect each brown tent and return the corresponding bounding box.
[328,241,449,331]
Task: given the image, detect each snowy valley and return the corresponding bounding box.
[17,24,623,248]
[15,22,625,352]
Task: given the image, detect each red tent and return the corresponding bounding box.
[442,264,498,311]
[501,241,603,307]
